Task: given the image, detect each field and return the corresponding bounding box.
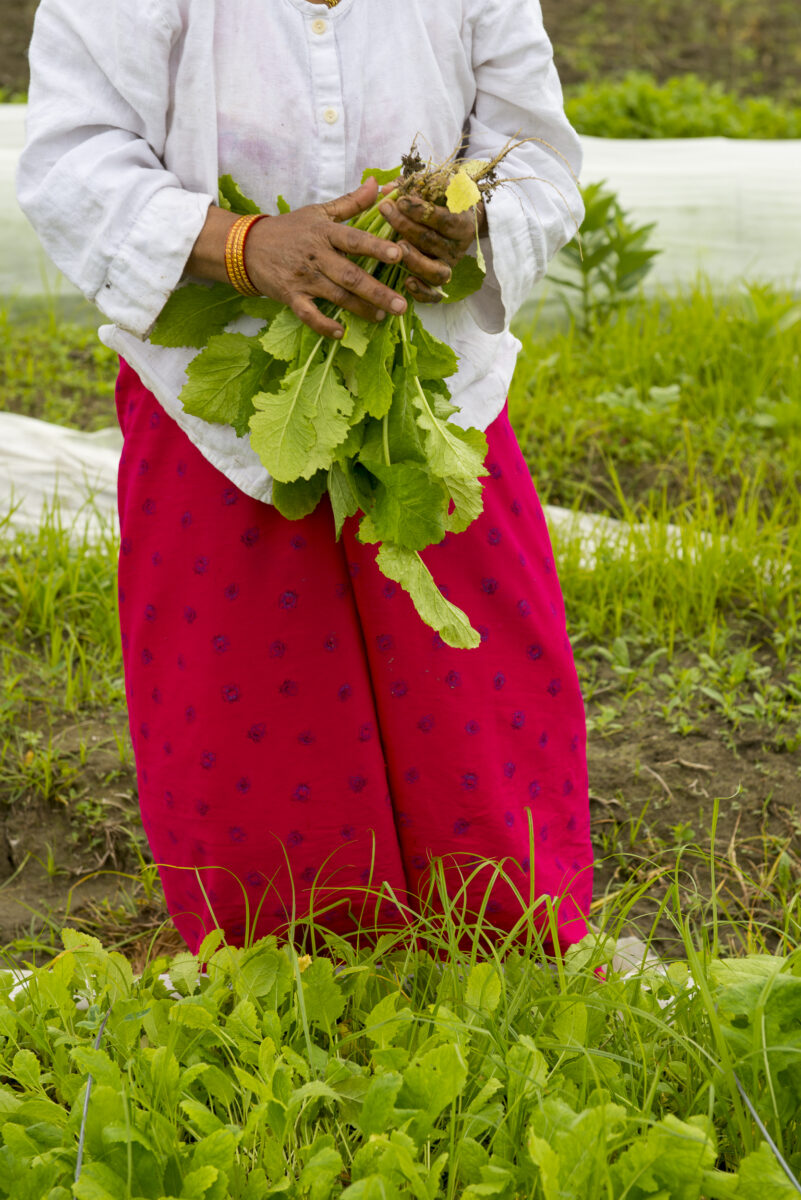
[1,282,799,977]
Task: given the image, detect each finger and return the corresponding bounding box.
[322,177,379,224]
[396,192,471,240]
[380,178,402,195]
[292,295,344,340]
[322,254,407,316]
[312,274,388,324]
[406,276,443,305]
[328,222,403,266]
[378,200,455,263]
[397,239,452,288]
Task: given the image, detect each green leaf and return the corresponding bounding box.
[368,369,425,467]
[190,1127,239,1180]
[241,295,284,324]
[150,283,244,349]
[333,417,367,463]
[354,318,399,419]
[375,543,481,649]
[11,1048,41,1091]
[180,1165,220,1199]
[464,963,503,1014]
[68,1046,122,1090]
[552,1000,588,1059]
[250,354,354,482]
[410,383,488,481]
[180,333,268,437]
[359,1073,403,1137]
[273,471,327,519]
[361,164,403,186]
[444,474,485,533]
[527,1133,561,1200]
[169,999,216,1029]
[328,461,361,539]
[218,174,262,215]
[363,993,414,1049]
[261,308,306,361]
[361,462,449,551]
[276,194,292,214]
[397,1042,468,1118]
[441,255,486,304]
[301,958,346,1029]
[342,313,373,357]
[411,316,458,379]
[299,1146,344,1200]
[733,1142,800,1197]
[180,1098,227,1137]
[611,1114,715,1200]
[72,1163,127,1200]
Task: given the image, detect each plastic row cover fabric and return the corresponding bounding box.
[0,410,698,572]
[2,105,800,297]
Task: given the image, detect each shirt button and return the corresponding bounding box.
[311,18,327,34]
[323,107,339,125]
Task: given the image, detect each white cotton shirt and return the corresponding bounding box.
[17,0,584,505]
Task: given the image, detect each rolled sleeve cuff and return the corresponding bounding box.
[466,186,540,335]
[100,186,215,337]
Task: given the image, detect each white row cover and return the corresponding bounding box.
[0,411,705,571]
[2,104,800,300]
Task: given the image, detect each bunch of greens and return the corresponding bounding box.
[150,166,493,650]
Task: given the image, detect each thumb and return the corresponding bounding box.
[322,176,379,223]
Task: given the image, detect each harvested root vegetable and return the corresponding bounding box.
[151,140,545,649]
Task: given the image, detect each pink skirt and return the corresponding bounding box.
[115,358,593,955]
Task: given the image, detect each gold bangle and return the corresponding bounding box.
[224,214,268,296]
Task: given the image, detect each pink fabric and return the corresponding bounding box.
[115,358,593,955]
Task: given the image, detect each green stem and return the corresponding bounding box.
[382,413,391,467]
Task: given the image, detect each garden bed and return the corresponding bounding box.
[1,285,798,969]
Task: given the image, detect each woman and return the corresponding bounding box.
[18,0,593,957]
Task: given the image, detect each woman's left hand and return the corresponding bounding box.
[378,191,487,304]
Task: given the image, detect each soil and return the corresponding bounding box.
[2,680,797,970]
[2,1,800,101]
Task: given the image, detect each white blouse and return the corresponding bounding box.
[17,0,584,505]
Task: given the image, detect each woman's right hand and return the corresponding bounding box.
[243,177,410,339]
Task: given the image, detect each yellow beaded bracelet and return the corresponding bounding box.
[224,214,268,297]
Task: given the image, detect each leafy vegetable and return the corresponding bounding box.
[3,930,799,1198]
[150,167,492,648]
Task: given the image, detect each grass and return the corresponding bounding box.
[0,300,118,430]
[0,864,798,1197]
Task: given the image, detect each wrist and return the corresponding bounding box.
[185,204,240,284]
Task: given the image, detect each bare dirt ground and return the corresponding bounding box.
[2,678,797,969]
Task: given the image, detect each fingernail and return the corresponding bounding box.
[375,309,386,320]
[398,196,412,210]
[379,203,392,217]
[391,298,406,313]
[388,246,401,260]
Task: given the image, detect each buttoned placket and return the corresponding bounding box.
[306,10,348,202]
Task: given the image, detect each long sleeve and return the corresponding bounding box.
[16,0,215,337]
[465,0,584,334]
